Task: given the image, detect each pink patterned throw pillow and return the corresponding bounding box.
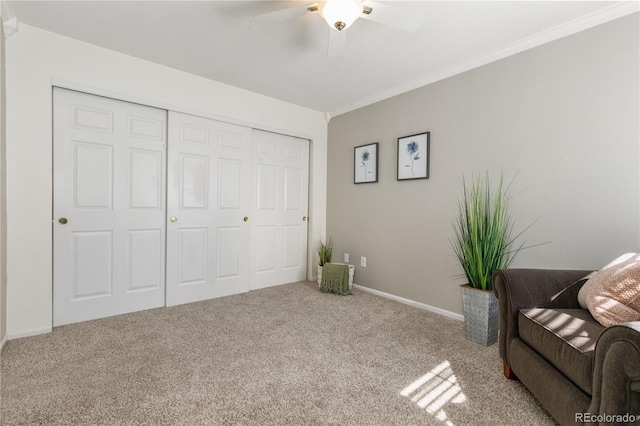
[577,253,640,327]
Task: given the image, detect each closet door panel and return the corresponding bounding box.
[53,88,166,326]
[251,130,309,289]
[166,112,251,306]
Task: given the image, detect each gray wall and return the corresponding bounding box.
[327,14,640,316]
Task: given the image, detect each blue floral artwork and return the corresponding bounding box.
[361,149,371,176]
[397,132,430,180]
[405,141,421,176]
[354,143,378,184]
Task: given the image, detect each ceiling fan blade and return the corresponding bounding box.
[254,3,316,23]
[327,29,347,57]
[361,1,425,32]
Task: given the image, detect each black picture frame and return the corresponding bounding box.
[397,132,430,180]
[354,142,379,184]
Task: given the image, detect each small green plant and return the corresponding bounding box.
[451,172,526,291]
[317,237,334,266]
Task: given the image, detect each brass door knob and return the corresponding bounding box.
[170,217,178,223]
[58,217,68,225]
[302,216,307,222]
[243,216,249,222]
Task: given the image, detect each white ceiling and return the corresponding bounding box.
[6,1,639,117]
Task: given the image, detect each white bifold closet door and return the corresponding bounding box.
[251,130,309,289]
[165,112,252,306]
[53,88,167,326]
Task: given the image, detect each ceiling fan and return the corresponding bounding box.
[254,0,426,57]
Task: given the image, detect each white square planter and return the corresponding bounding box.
[317,264,354,289]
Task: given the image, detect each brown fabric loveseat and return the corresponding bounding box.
[493,269,640,425]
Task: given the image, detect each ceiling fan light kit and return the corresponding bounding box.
[319,0,363,31]
[255,0,425,57]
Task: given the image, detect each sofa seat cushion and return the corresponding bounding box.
[518,308,605,395]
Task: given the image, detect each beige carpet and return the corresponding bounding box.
[1,281,556,425]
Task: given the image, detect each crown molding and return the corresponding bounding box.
[1,0,18,37]
[329,1,640,118]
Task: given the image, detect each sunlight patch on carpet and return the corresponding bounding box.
[400,361,466,425]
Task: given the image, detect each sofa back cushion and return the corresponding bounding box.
[578,253,640,327]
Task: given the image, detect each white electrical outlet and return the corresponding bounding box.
[360,256,367,267]
[344,253,349,263]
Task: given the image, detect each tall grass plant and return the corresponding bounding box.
[451,172,525,291]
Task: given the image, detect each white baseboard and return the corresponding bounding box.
[0,334,7,354]
[352,284,464,322]
[7,327,52,341]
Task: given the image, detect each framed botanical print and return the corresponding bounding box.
[397,132,430,180]
[354,142,379,184]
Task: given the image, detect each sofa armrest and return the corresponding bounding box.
[589,322,640,420]
[493,268,593,367]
